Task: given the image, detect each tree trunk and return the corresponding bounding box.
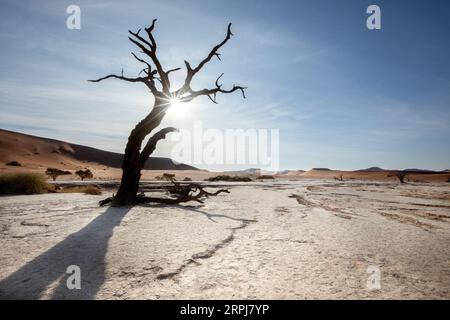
[112,162,142,206]
[112,99,168,206]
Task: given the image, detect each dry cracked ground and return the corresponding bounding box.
[0,180,449,299]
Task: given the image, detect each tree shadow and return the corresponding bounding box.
[140,203,256,223]
[0,206,130,300]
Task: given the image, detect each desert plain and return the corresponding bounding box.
[0,129,449,299]
[0,178,449,299]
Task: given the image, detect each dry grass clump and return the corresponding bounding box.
[0,173,53,195]
[60,185,102,195]
[206,175,252,182]
[6,161,21,166]
[256,175,274,180]
[155,173,176,181]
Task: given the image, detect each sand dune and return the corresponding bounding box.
[277,169,450,183]
[1,129,449,183]
[0,129,197,178]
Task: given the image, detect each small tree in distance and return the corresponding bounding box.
[75,169,93,181]
[389,171,408,184]
[46,168,71,181]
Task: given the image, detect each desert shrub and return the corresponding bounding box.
[60,185,102,195]
[46,168,71,181]
[256,175,274,180]
[156,173,176,181]
[75,169,93,181]
[388,172,408,184]
[0,173,52,195]
[206,175,252,182]
[183,177,193,181]
[6,161,22,166]
[162,173,175,180]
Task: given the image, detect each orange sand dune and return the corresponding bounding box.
[0,128,201,180]
[1,129,449,183]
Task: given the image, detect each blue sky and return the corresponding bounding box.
[0,0,449,171]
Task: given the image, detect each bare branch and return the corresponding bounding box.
[184,60,193,72]
[131,52,152,71]
[138,68,149,76]
[144,19,158,49]
[180,73,247,103]
[128,36,152,56]
[88,74,145,83]
[207,94,218,104]
[175,23,245,103]
[166,67,181,75]
[139,127,178,163]
[176,23,233,96]
[193,23,233,74]
[127,20,170,93]
[88,73,159,96]
[215,73,224,88]
[128,29,153,49]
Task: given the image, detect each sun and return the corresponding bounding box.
[167,97,186,115]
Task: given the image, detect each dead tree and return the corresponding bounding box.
[90,20,246,206]
[389,171,408,184]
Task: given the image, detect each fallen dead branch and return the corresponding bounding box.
[99,180,229,206]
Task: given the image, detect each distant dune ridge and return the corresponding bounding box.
[0,129,196,172]
[356,166,386,172]
[0,129,449,183]
[273,167,449,182]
